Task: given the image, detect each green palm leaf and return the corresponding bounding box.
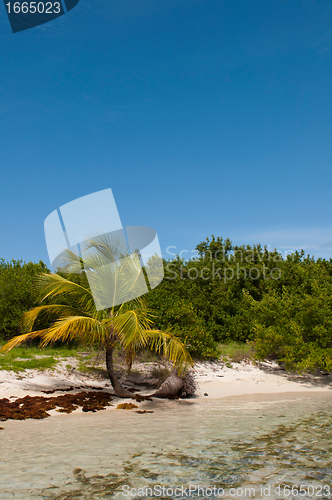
[147,329,193,374]
[40,316,107,346]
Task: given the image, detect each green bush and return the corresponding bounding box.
[0,259,49,341]
[247,261,332,371]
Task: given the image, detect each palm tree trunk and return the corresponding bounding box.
[105,344,133,398]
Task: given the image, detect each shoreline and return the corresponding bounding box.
[1,360,331,406]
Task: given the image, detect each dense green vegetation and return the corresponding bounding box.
[146,236,332,371]
[1,234,332,372]
[0,259,49,341]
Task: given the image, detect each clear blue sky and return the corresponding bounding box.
[1,0,332,267]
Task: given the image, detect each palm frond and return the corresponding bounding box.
[117,296,153,316]
[39,316,107,347]
[83,231,129,263]
[84,252,147,309]
[147,329,193,374]
[105,309,152,350]
[20,304,83,334]
[54,248,83,274]
[0,330,49,353]
[34,273,95,314]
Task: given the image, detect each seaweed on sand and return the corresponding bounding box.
[0,391,114,421]
[116,402,138,409]
[42,385,109,394]
[133,393,153,402]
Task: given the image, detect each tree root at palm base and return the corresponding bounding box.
[148,372,197,399]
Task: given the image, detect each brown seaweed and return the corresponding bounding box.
[42,385,110,394]
[133,394,153,402]
[0,391,114,421]
[116,403,138,409]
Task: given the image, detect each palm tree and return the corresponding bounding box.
[0,233,193,398]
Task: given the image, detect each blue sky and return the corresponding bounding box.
[1,0,332,266]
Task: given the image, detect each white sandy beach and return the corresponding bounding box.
[1,361,332,499]
[1,360,331,404]
[194,360,332,398]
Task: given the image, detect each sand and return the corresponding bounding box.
[0,360,331,404]
[193,360,332,398]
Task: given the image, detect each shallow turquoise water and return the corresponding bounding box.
[1,392,332,499]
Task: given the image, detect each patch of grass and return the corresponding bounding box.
[0,355,58,372]
[150,366,172,381]
[76,349,106,376]
[0,345,97,373]
[126,368,140,376]
[218,342,254,365]
[78,365,108,378]
[135,350,161,363]
[0,345,81,358]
